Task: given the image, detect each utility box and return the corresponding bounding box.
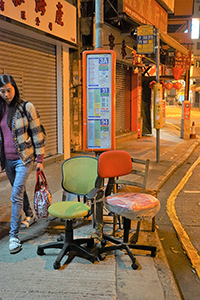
[180,101,191,139]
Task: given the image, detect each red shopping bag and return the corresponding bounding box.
[34,170,52,219]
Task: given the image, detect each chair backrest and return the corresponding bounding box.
[62,156,98,196]
[97,150,150,195]
[98,150,132,178]
[116,157,150,193]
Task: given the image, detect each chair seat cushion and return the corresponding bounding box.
[48,202,90,220]
[105,192,160,220]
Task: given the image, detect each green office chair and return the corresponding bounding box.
[61,156,100,225]
[37,156,99,269]
[61,156,98,204]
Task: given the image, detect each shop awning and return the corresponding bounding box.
[160,31,189,56]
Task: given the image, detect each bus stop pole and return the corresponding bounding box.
[156,28,160,163]
[95,0,103,50]
[94,0,104,237]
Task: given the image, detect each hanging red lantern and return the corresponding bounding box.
[165,82,173,90]
[173,82,182,90]
[149,81,156,90]
[172,67,185,80]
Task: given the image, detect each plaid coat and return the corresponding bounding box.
[0,100,45,170]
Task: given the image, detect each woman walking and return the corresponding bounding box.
[0,74,45,254]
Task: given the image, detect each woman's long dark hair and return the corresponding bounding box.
[0,74,21,128]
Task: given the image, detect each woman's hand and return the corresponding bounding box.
[36,162,43,171]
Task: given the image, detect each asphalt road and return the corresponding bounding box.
[157,105,200,299]
[157,146,200,300]
[165,105,200,136]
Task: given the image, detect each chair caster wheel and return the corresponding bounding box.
[53,261,60,269]
[37,247,44,256]
[131,263,138,270]
[87,239,94,248]
[101,240,107,247]
[90,255,96,263]
[57,235,64,242]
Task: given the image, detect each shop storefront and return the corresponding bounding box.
[0,0,76,160]
[116,63,131,134]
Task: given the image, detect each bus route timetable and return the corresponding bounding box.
[83,51,116,151]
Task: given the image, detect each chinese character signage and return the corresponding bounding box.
[153,83,163,129]
[83,51,116,151]
[123,0,168,33]
[166,55,175,68]
[0,0,76,44]
[175,51,191,70]
[137,25,155,54]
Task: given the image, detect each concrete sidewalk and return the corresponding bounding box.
[0,123,199,300]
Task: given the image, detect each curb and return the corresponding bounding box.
[166,155,200,279]
[153,139,200,192]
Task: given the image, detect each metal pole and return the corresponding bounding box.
[185,69,190,100]
[156,28,160,163]
[95,0,103,50]
[156,28,160,84]
[94,0,104,237]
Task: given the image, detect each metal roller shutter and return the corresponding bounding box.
[116,63,126,134]
[0,28,57,157]
[116,63,131,135]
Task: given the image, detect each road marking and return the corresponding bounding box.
[165,121,181,131]
[170,154,178,160]
[166,155,200,279]
[183,191,200,194]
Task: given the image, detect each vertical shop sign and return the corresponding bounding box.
[83,50,116,151]
[153,83,163,129]
[175,50,191,70]
[138,86,142,119]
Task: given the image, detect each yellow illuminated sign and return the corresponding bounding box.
[137,25,154,54]
[153,83,163,129]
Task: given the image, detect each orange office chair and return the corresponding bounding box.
[89,150,160,270]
